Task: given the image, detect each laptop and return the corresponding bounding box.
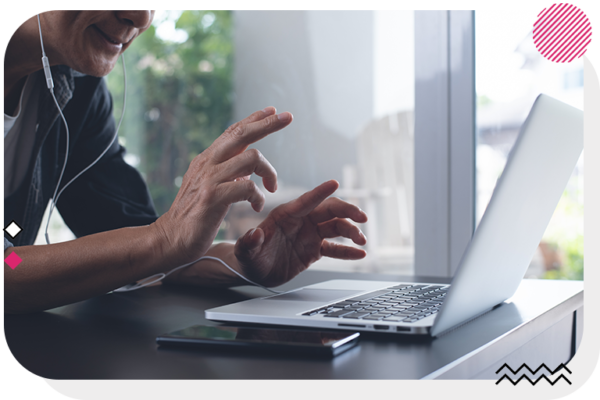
[206,94,583,337]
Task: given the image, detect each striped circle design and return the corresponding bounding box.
[533,3,592,63]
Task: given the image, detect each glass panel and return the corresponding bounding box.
[232,11,415,274]
[38,10,416,276]
[475,11,583,280]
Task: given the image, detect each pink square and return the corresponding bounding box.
[5,251,22,269]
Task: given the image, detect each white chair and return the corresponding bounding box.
[338,110,414,272]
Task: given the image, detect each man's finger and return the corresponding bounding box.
[321,240,367,260]
[226,107,276,135]
[281,180,339,218]
[317,219,367,245]
[218,149,278,193]
[208,107,275,161]
[212,112,293,163]
[217,180,266,212]
[308,197,368,225]
[234,228,265,264]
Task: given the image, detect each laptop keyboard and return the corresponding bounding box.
[301,284,448,323]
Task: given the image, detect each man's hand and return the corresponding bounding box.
[234,180,368,287]
[153,107,292,268]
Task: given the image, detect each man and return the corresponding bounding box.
[3,11,368,313]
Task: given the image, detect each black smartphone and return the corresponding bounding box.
[156,325,360,357]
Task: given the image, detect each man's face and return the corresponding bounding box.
[40,11,154,77]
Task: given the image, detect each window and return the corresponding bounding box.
[232,11,416,274]
[564,68,584,90]
[476,10,583,280]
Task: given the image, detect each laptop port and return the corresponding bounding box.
[396,326,410,332]
[373,325,389,330]
[338,323,366,328]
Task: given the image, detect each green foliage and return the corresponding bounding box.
[541,183,584,281]
[543,234,583,280]
[107,11,233,214]
[477,94,492,108]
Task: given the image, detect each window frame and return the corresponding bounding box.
[414,11,476,277]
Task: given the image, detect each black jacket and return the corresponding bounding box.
[4,66,157,248]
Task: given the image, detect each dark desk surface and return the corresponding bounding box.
[5,270,583,379]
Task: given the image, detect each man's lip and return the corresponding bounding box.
[92,25,130,45]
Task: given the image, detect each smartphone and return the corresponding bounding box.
[156,325,360,357]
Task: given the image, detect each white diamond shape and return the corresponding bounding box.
[4,221,22,238]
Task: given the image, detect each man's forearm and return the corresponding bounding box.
[4,224,169,314]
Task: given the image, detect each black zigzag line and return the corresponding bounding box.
[495,362,571,375]
[495,362,572,375]
[495,374,572,386]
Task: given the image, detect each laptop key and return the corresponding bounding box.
[389,307,410,311]
[323,309,355,318]
[342,306,360,310]
[363,316,384,320]
[397,312,415,316]
[331,302,355,308]
[370,304,389,309]
[370,296,389,302]
[342,312,371,319]
[346,290,394,302]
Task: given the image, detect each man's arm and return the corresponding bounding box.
[4,231,247,314]
[4,107,289,313]
[4,224,163,314]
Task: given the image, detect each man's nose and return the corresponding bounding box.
[115,11,154,29]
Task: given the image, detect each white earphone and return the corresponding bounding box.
[35,14,281,294]
[37,14,126,246]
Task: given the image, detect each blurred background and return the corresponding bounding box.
[38,10,583,281]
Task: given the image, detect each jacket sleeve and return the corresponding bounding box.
[56,77,158,238]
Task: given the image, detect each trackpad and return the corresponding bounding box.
[265,289,362,302]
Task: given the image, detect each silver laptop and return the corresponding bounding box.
[206,94,583,337]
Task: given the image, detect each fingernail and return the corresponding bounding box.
[263,107,276,114]
[277,112,291,122]
[248,228,257,238]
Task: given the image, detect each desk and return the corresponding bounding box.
[5,271,583,379]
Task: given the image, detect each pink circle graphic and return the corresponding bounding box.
[533,3,592,63]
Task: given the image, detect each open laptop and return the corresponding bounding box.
[206,94,583,337]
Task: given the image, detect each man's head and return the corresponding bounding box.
[37,11,154,77]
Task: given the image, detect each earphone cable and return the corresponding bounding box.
[44,54,127,244]
[53,54,127,209]
[113,255,284,294]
